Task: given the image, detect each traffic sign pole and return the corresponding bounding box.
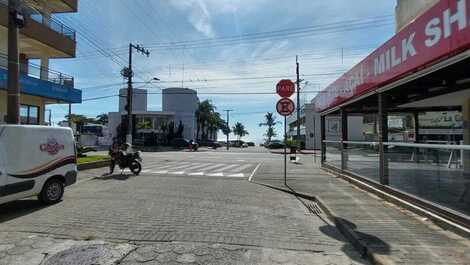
[284,115,287,186]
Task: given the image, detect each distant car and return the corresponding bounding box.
[170,138,190,148]
[246,142,255,147]
[241,143,248,148]
[200,140,222,149]
[230,140,244,147]
[267,140,285,149]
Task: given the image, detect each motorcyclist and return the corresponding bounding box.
[108,139,120,175]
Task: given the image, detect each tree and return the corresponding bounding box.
[207,112,224,140]
[167,121,175,142]
[176,121,184,138]
[195,100,216,141]
[232,122,249,141]
[259,112,279,144]
[95,113,108,125]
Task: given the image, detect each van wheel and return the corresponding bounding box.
[39,179,64,204]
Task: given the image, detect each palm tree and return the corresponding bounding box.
[207,112,224,140]
[195,100,216,141]
[95,113,108,125]
[232,122,249,141]
[259,112,279,144]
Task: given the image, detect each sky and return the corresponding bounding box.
[48,0,397,143]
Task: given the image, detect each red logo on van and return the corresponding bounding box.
[40,138,64,155]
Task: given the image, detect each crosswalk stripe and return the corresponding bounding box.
[213,164,239,172]
[230,164,253,172]
[188,172,204,176]
[167,162,200,170]
[151,170,168,174]
[206,172,224,177]
[184,163,212,171]
[226,173,245,178]
[200,163,226,171]
[145,161,187,170]
[168,171,185,175]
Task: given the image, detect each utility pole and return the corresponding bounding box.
[296,55,301,150]
[6,0,24,124]
[122,43,150,144]
[224,109,233,150]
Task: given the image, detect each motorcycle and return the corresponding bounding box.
[117,150,142,175]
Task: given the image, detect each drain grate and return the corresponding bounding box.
[303,200,323,215]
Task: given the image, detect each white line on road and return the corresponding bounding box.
[213,164,239,172]
[168,171,185,175]
[248,163,262,182]
[184,163,212,171]
[188,172,204,176]
[230,164,253,172]
[151,170,168,174]
[167,162,199,170]
[201,163,226,171]
[206,172,224,177]
[226,173,245,178]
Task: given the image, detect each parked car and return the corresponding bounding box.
[170,138,190,148]
[230,140,245,147]
[199,140,222,149]
[266,140,285,149]
[241,143,248,148]
[0,125,77,205]
[246,142,255,147]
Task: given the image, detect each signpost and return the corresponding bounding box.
[276,80,295,186]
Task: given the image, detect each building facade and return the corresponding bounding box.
[315,0,470,230]
[0,0,81,124]
[108,88,199,145]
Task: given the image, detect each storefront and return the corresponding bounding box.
[314,0,470,229]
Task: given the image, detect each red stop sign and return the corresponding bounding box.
[276,79,295,98]
[276,98,295,116]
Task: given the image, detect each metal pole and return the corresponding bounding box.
[6,0,20,124]
[296,56,301,150]
[378,93,389,185]
[313,115,317,163]
[48,109,51,126]
[284,115,287,186]
[68,103,71,127]
[126,43,133,144]
[224,110,232,150]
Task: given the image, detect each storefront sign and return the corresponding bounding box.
[314,0,470,112]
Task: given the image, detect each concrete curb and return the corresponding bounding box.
[77,160,110,171]
[250,180,392,265]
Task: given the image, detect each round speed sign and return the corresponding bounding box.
[276,98,295,116]
[276,79,295,98]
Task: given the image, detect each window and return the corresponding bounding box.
[20,104,40,125]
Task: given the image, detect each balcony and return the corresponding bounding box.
[0,53,81,103]
[0,1,76,57]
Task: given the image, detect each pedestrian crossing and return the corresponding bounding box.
[141,161,255,178]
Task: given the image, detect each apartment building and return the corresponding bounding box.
[0,0,81,124]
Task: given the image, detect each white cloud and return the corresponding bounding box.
[169,0,215,38]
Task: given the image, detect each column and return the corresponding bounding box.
[378,93,389,185]
[321,114,326,165]
[462,99,470,173]
[19,53,28,74]
[341,108,348,171]
[40,57,49,81]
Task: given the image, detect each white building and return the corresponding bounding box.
[108,87,199,145]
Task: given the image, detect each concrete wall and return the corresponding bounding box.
[395,0,439,32]
[118,88,148,113]
[162,88,198,140]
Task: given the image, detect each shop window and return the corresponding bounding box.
[20,104,40,125]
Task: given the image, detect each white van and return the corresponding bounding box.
[0,125,77,205]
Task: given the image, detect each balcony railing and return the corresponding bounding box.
[0,0,76,41]
[0,53,74,87]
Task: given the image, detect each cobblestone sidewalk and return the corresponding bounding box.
[0,232,367,265]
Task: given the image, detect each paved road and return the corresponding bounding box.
[0,149,367,264]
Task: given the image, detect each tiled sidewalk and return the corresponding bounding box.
[251,157,470,265]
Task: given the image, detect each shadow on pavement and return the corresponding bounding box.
[94,173,137,181]
[0,199,51,223]
[320,218,390,262]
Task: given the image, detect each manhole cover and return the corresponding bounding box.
[43,244,117,265]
